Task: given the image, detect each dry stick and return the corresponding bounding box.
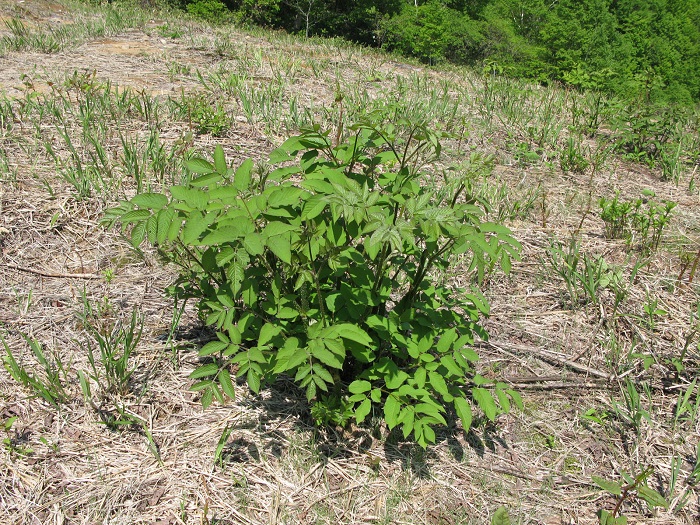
[503,374,607,388]
[486,340,612,381]
[6,263,102,280]
[687,246,700,284]
[506,381,608,390]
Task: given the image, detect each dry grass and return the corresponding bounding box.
[1,1,699,524]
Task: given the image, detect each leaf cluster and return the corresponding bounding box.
[104,117,521,447]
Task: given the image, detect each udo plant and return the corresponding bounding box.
[104,118,522,447]
[599,191,676,253]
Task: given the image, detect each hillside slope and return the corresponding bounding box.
[0,1,698,524]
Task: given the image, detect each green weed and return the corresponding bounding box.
[1,333,72,407]
[593,467,669,524]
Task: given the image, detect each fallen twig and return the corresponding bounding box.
[486,340,613,381]
[6,263,102,280]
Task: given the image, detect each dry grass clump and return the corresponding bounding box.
[0,1,698,524]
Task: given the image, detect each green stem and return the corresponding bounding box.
[307,233,327,326]
[400,238,455,311]
[179,242,223,286]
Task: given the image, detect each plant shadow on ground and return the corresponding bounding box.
[209,366,509,479]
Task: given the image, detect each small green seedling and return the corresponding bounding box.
[593,467,669,524]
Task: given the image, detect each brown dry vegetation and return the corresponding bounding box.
[0,1,699,524]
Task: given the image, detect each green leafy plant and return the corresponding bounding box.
[2,415,32,458]
[593,467,669,524]
[599,193,633,240]
[491,505,511,525]
[1,333,71,407]
[513,141,541,167]
[641,293,667,332]
[599,192,676,253]
[689,442,700,487]
[673,379,700,430]
[610,103,684,166]
[214,423,235,468]
[560,135,590,174]
[75,306,160,461]
[103,117,522,447]
[171,93,230,137]
[659,139,686,184]
[545,237,618,308]
[77,306,143,399]
[611,379,651,435]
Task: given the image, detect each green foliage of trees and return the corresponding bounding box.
[381,1,483,64]
[185,0,231,23]
[175,0,700,103]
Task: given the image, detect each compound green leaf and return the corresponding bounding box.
[302,194,327,220]
[132,193,168,209]
[190,380,212,392]
[428,371,450,397]
[156,208,176,245]
[267,234,292,264]
[453,396,473,433]
[263,222,297,237]
[242,232,264,256]
[234,159,253,191]
[349,380,371,394]
[305,380,317,401]
[436,328,457,353]
[146,214,158,243]
[472,387,498,421]
[496,388,511,413]
[121,209,151,224]
[312,364,334,384]
[355,398,372,423]
[313,374,329,392]
[277,306,300,319]
[167,212,182,241]
[268,186,304,208]
[199,340,228,357]
[185,157,215,174]
[491,506,511,525]
[384,394,401,429]
[213,145,227,176]
[181,211,210,245]
[191,172,222,187]
[401,408,414,438]
[190,363,219,380]
[415,402,446,425]
[592,476,622,496]
[218,368,235,400]
[413,366,427,388]
[508,389,524,410]
[258,323,281,347]
[311,345,343,369]
[201,387,214,409]
[285,346,309,371]
[384,369,408,390]
[247,368,261,394]
[335,324,373,346]
[202,225,245,245]
[131,221,147,247]
[440,355,465,378]
[247,346,267,363]
[419,422,436,446]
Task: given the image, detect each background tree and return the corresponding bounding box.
[178,0,700,104]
